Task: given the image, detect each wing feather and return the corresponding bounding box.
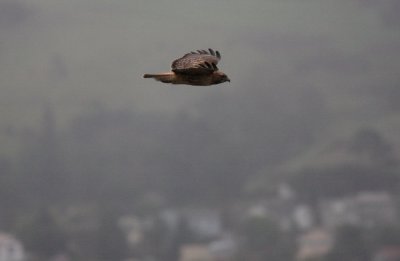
[172,49,222,75]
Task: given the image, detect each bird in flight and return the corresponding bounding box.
[144,48,230,86]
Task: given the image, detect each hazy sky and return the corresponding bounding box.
[1,0,400,170]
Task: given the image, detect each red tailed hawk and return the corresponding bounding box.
[143,48,230,86]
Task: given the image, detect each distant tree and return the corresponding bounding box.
[326,225,369,261]
[95,213,128,261]
[0,157,19,228]
[18,105,70,208]
[239,217,295,261]
[291,165,399,206]
[349,128,397,167]
[137,216,170,260]
[163,216,196,261]
[370,226,400,247]
[16,209,67,259]
[302,258,325,261]
[290,128,399,207]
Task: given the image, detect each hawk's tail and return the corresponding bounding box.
[143,72,175,83]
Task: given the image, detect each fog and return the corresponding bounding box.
[1,1,400,260]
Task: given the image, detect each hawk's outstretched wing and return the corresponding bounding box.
[144,48,229,85]
[171,49,221,75]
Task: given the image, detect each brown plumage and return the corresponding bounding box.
[143,49,230,86]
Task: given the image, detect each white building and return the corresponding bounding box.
[296,228,333,261]
[320,191,398,229]
[0,233,25,261]
[182,208,222,239]
[179,244,213,261]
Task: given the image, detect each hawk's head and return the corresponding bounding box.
[212,71,230,84]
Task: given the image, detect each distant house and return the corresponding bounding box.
[243,198,297,231]
[373,246,400,261]
[296,228,333,261]
[293,205,314,231]
[240,183,307,232]
[182,208,222,239]
[320,191,398,229]
[0,233,25,261]
[208,234,237,261]
[179,234,237,261]
[179,244,213,261]
[49,254,70,261]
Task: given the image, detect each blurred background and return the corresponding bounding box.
[1,0,400,260]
